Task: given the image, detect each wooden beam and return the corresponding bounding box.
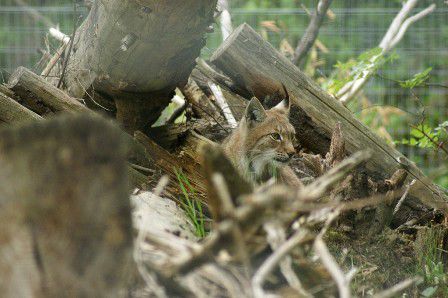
[209,23,448,212]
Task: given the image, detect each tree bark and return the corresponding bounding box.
[0,91,42,123]
[209,23,448,212]
[7,67,88,114]
[293,0,333,67]
[61,0,217,131]
[0,114,136,296]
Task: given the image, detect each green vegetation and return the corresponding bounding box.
[174,168,207,238]
[415,226,448,297]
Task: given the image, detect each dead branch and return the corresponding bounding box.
[372,276,423,298]
[293,0,333,67]
[252,229,312,298]
[313,209,355,298]
[263,221,312,297]
[217,0,233,40]
[337,1,436,104]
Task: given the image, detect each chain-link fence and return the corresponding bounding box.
[0,1,447,179]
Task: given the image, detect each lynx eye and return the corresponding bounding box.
[270,133,282,141]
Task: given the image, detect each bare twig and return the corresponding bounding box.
[211,173,251,276]
[372,276,423,298]
[393,179,416,215]
[252,229,312,298]
[337,1,436,104]
[264,220,313,297]
[57,3,80,88]
[300,150,372,201]
[314,209,355,298]
[208,82,237,128]
[293,0,333,67]
[217,0,233,41]
[41,42,69,77]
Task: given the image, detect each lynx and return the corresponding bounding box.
[222,91,303,188]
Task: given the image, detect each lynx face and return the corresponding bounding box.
[242,96,297,176]
[222,91,298,183]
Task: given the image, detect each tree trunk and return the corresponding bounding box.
[209,23,448,212]
[61,0,217,132]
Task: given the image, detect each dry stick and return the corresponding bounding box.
[300,150,372,201]
[208,82,237,128]
[313,209,356,298]
[217,0,233,41]
[293,0,333,67]
[263,221,312,297]
[41,42,69,77]
[252,229,313,298]
[163,151,372,278]
[337,1,436,104]
[211,173,252,276]
[372,276,423,298]
[393,179,416,215]
[57,3,79,88]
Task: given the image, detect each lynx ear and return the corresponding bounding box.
[245,97,267,124]
[273,84,290,115]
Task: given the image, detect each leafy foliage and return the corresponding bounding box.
[399,67,432,89]
[325,47,399,94]
[400,122,447,150]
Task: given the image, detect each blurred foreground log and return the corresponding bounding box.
[0,115,136,297]
[208,23,448,212]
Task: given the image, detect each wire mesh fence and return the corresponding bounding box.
[0,1,446,178]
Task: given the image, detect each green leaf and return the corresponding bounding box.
[411,128,424,138]
[358,47,382,61]
[399,67,432,89]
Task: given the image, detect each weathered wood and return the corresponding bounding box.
[0,91,42,123]
[4,67,154,179]
[209,23,448,212]
[61,0,217,131]
[134,131,207,201]
[182,77,224,123]
[0,114,136,296]
[7,67,89,114]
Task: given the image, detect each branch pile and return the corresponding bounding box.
[0,20,446,297]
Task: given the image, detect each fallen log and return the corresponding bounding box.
[7,66,89,114]
[209,23,448,212]
[0,91,42,123]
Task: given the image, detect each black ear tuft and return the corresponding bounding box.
[273,83,291,114]
[245,97,267,124]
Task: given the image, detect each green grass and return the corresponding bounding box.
[415,226,448,297]
[174,168,207,238]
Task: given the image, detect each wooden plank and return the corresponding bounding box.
[210,23,448,211]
